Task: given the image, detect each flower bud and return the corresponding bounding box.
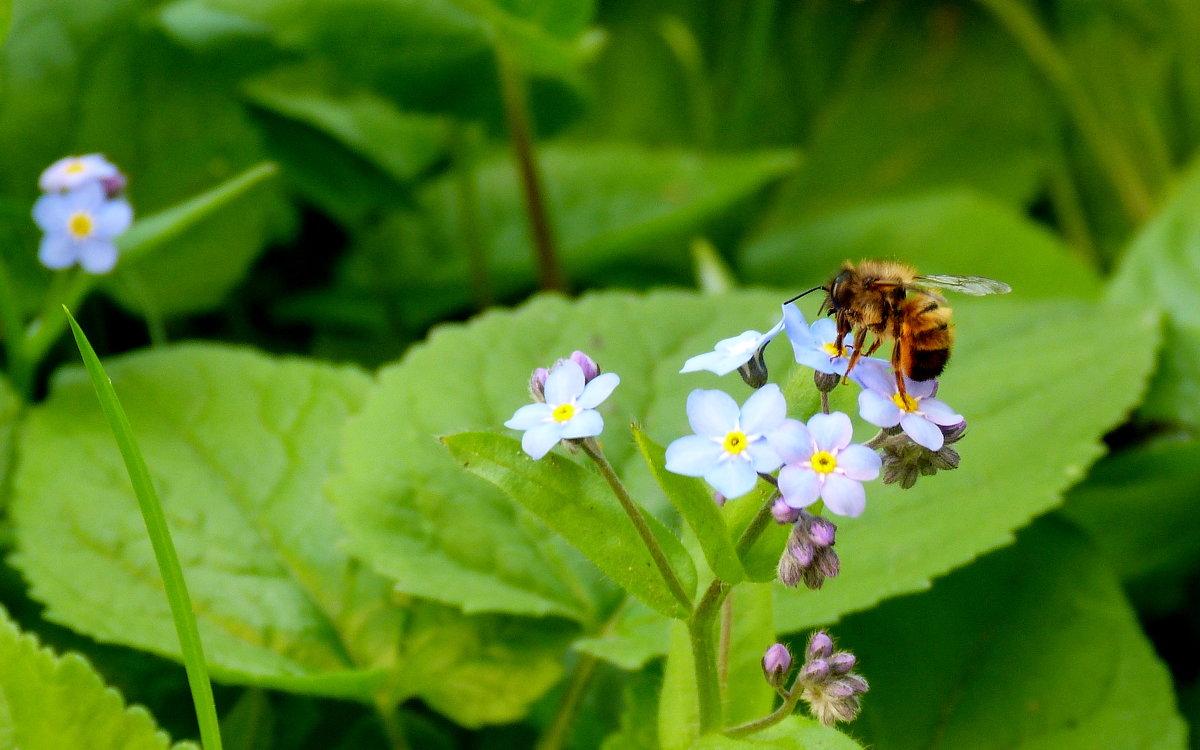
[813,370,841,393]
[100,173,127,198]
[771,496,802,524]
[777,547,804,587]
[790,541,814,568]
[829,651,857,674]
[806,630,834,660]
[795,630,868,727]
[808,516,836,547]
[761,643,793,686]
[800,659,830,683]
[529,367,550,402]
[815,548,840,579]
[568,350,601,382]
[736,346,770,389]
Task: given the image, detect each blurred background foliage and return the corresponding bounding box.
[3,0,1200,747]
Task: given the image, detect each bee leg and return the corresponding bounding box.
[890,322,909,401]
[840,327,870,385]
[863,336,884,356]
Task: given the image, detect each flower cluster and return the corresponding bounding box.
[758,631,869,727]
[33,154,132,274]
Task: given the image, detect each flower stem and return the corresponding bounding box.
[536,653,600,750]
[722,677,804,738]
[718,595,733,694]
[494,38,567,292]
[580,439,693,613]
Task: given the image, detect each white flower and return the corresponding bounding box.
[505,359,620,459]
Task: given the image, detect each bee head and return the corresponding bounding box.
[826,269,854,313]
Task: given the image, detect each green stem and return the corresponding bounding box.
[494,38,566,292]
[718,595,733,696]
[64,308,222,750]
[374,698,410,750]
[535,653,600,750]
[580,439,692,613]
[975,0,1154,220]
[722,678,804,738]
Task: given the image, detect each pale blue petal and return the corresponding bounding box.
[807,412,853,452]
[665,434,724,476]
[78,239,117,274]
[837,444,881,481]
[33,193,67,230]
[686,389,739,437]
[681,349,741,375]
[906,377,937,399]
[577,372,619,408]
[900,413,944,450]
[811,318,839,344]
[505,403,552,430]
[919,397,963,426]
[38,234,76,269]
[848,357,894,393]
[704,457,758,499]
[69,181,106,210]
[794,348,841,375]
[741,383,786,434]
[821,474,866,517]
[544,359,584,404]
[766,419,813,463]
[95,198,133,237]
[859,389,902,428]
[522,422,564,459]
[778,465,820,509]
[561,409,603,439]
[747,439,783,473]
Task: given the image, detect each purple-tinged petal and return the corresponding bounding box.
[704,458,758,500]
[577,372,619,409]
[38,234,76,269]
[686,389,740,437]
[740,383,786,434]
[560,409,603,439]
[505,403,552,430]
[900,413,944,450]
[94,198,133,237]
[78,239,118,274]
[522,422,564,459]
[837,444,881,480]
[918,397,963,426]
[746,440,783,474]
[778,465,820,509]
[858,389,902,428]
[766,419,814,463]
[544,359,584,404]
[821,474,867,517]
[807,412,853,452]
[848,357,895,393]
[665,434,725,476]
[905,377,937,399]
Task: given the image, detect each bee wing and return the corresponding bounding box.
[915,274,1012,296]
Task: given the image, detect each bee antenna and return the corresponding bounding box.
[783,286,825,305]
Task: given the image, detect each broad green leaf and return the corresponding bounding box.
[837,519,1186,749]
[10,344,574,726]
[572,598,666,670]
[691,717,862,749]
[774,299,1159,633]
[634,425,744,584]
[599,664,661,750]
[1109,158,1200,427]
[443,431,697,619]
[742,190,1100,301]
[337,145,798,329]
[0,605,196,749]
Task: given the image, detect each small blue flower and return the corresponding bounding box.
[33,182,133,274]
[770,412,881,517]
[680,314,786,376]
[665,384,787,499]
[783,304,855,375]
[39,154,122,194]
[505,359,620,459]
[852,358,962,451]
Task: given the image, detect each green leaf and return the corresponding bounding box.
[774,298,1160,634]
[0,605,196,749]
[659,620,698,750]
[720,583,775,727]
[337,145,798,329]
[691,717,862,749]
[725,484,789,584]
[10,344,574,726]
[599,663,661,750]
[443,431,697,619]
[633,425,743,584]
[743,189,1100,301]
[572,598,667,671]
[836,518,1186,749]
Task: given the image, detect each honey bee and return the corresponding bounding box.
[789,260,1011,398]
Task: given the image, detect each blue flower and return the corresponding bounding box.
[680,314,786,376]
[39,154,123,194]
[665,384,787,499]
[33,182,133,274]
[852,358,963,451]
[783,304,856,375]
[505,359,620,459]
[770,412,881,517]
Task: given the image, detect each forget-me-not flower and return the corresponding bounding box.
[506,358,620,460]
[39,154,122,194]
[771,411,881,517]
[665,384,787,499]
[33,181,133,274]
[680,313,786,376]
[851,358,962,451]
[783,304,855,375]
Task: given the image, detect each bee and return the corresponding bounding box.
[789,260,1011,398]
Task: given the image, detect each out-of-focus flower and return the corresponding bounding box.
[770,412,881,518]
[33,181,132,274]
[852,358,963,451]
[665,384,787,499]
[39,154,123,194]
[506,359,619,459]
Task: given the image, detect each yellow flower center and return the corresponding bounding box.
[810,450,838,474]
[552,403,576,423]
[821,342,843,357]
[65,160,86,174]
[67,211,94,239]
[891,392,919,412]
[723,430,749,455]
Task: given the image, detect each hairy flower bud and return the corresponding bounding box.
[568,350,601,382]
[529,367,550,402]
[795,630,868,727]
[829,652,857,674]
[813,370,841,393]
[809,516,836,547]
[778,511,841,590]
[772,496,802,524]
[806,630,834,660]
[762,643,793,686]
[736,345,770,388]
[876,419,967,489]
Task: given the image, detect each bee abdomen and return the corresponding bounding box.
[907,347,950,380]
